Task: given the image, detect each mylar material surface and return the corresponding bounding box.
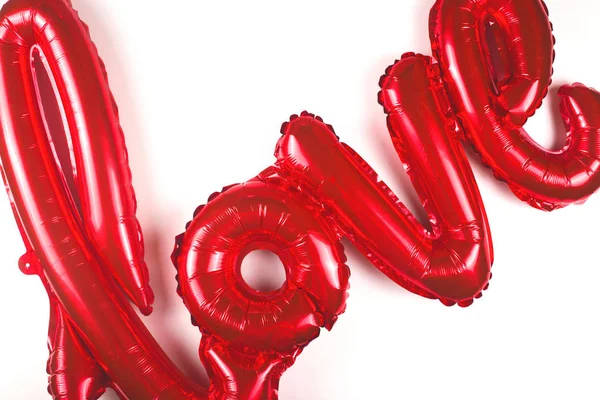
[172,176,349,399]
[430,0,600,210]
[276,110,492,305]
[0,0,598,398]
[0,0,206,398]
[0,0,153,313]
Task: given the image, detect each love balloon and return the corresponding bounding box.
[0,0,598,399]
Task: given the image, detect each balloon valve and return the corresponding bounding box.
[18,251,39,275]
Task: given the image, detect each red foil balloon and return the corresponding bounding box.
[168,103,492,397]
[2,0,597,398]
[172,176,350,399]
[275,110,492,305]
[377,56,493,304]
[430,0,600,210]
[169,107,491,396]
[0,0,348,399]
[0,0,206,398]
[0,0,153,313]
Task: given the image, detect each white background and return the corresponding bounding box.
[1,0,599,399]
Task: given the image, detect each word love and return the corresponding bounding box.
[0,0,598,399]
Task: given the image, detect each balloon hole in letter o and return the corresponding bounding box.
[174,179,350,353]
[239,248,287,295]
